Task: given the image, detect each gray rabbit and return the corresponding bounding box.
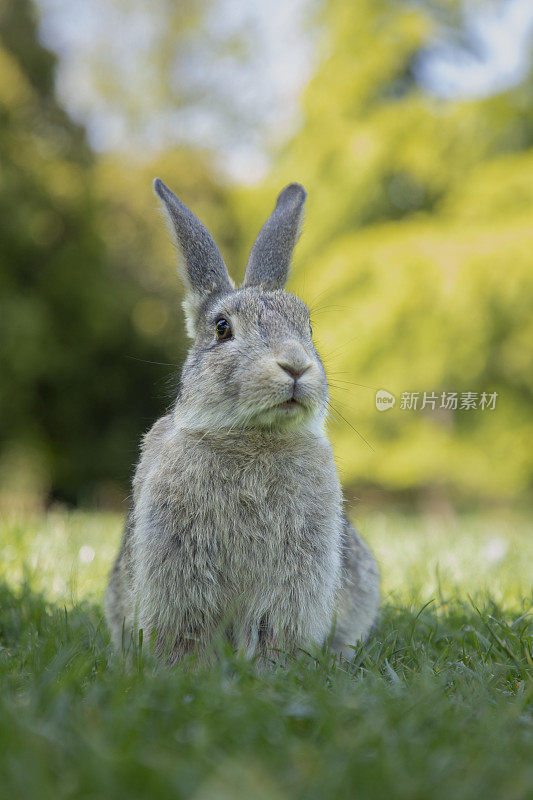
[105,179,380,664]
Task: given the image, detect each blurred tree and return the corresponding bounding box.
[240,0,533,505]
[0,0,240,506]
[2,0,532,508]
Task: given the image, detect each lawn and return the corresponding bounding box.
[0,508,531,799]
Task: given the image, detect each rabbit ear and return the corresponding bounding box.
[243,183,306,291]
[154,179,233,335]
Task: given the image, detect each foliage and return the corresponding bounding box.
[0,510,531,799]
[234,0,533,502]
[1,0,532,505]
[0,0,240,504]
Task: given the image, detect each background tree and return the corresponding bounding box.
[242,0,533,505]
[0,0,240,505]
[1,0,531,508]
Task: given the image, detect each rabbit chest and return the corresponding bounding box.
[133,426,344,642]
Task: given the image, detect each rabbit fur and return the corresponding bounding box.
[105,180,380,664]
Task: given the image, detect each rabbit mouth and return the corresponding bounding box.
[276,397,302,409]
[250,394,317,427]
[275,398,303,411]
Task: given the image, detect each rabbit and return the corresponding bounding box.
[105,179,380,665]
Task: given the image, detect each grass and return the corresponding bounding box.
[0,508,531,799]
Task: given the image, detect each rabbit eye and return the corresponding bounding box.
[215,317,232,341]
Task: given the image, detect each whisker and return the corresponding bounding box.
[326,374,378,391]
[126,355,182,368]
[189,429,211,455]
[327,384,351,392]
[306,288,334,313]
[326,399,375,452]
[320,332,361,354]
[310,304,352,316]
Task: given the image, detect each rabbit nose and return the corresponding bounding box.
[277,360,311,381]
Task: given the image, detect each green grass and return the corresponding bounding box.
[0,508,531,799]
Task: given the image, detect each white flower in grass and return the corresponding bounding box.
[78,545,95,563]
[485,537,508,564]
[53,577,66,594]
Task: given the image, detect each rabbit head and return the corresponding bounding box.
[154,179,328,433]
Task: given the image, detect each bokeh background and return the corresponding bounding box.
[1,0,532,513]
